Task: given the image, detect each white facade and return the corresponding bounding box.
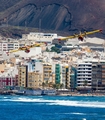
[8,42,19,51]
[26,60,43,73]
[27,32,58,43]
[0,41,21,52]
[0,40,31,52]
[77,63,92,88]
[0,42,8,52]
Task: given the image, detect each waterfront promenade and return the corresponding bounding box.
[0,89,105,96]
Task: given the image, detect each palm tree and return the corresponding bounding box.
[83,80,88,89]
[42,82,46,89]
[82,80,89,93]
[56,84,60,90]
[60,83,64,89]
[52,84,57,89]
[52,83,61,90]
[45,80,49,88]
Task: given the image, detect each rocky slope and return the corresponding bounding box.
[0,0,105,38]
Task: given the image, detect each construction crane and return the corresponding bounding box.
[58,29,102,42]
[9,43,46,53]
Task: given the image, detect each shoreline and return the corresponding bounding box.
[0,92,105,97]
[0,89,105,97]
[57,93,105,97]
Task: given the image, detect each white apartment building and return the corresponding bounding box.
[27,32,58,43]
[8,41,19,51]
[77,63,92,89]
[0,40,27,52]
[0,42,8,52]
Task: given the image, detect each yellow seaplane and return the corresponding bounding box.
[58,29,102,42]
[9,43,46,53]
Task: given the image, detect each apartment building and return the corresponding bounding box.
[101,64,105,88]
[0,42,8,52]
[55,64,61,84]
[55,64,71,89]
[26,59,43,73]
[92,63,101,90]
[77,63,92,89]
[28,71,43,89]
[70,66,77,90]
[0,39,28,52]
[27,32,58,43]
[60,64,70,89]
[92,63,105,90]
[43,63,52,83]
[8,41,19,51]
[0,41,19,52]
[0,75,18,89]
[18,65,28,87]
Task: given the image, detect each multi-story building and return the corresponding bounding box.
[0,39,29,52]
[55,63,71,89]
[60,64,70,89]
[77,63,92,89]
[27,32,58,43]
[55,64,61,84]
[70,66,77,90]
[43,63,52,83]
[0,41,19,52]
[0,75,18,89]
[92,63,105,90]
[28,71,43,89]
[101,64,105,89]
[8,41,19,51]
[0,66,18,89]
[18,65,28,87]
[26,59,43,73]
[92,63,102,90]
[66,66,71,89]
[0,42,8,52]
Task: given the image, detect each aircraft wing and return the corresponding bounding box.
[29,43,43,48]
[9,47,27,53]
[81,29,102,36]
[9,49,20,53]
[8,43,42,53]
[59,29,102,40]
[60,35,78,40]
[18,47,27,50]
[32,44,41,47]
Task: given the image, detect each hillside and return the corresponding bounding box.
[0,0,105,38]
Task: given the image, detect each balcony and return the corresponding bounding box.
[77,72,92,75]
[78,70,92,72]
[78,65,91,67]
[77,76,91,78]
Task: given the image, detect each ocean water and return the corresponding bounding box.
[0,95,105,120]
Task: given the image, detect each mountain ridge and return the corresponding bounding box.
[0,0,105,38]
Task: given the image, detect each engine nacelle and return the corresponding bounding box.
[78,36,84,41]
[25,49,30,53]
[44,42,47,45]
